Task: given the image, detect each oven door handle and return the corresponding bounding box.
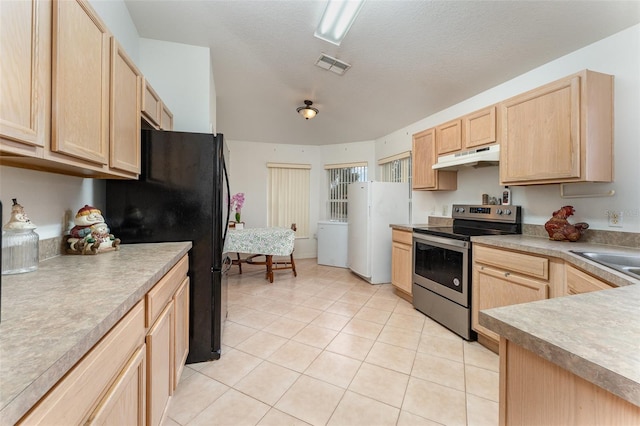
[413,233,469,249]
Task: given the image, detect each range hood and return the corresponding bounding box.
[432,144,500,170]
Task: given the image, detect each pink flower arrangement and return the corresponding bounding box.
[230,193,245,222]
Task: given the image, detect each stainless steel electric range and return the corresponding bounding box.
[412,204,522,340]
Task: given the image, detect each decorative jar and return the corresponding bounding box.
[1,199,39,275]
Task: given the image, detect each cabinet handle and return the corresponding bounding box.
[480,266,484,270]
[504,272,510,277]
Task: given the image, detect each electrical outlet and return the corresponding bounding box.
[442,205,448,216]
[608,211,623,227]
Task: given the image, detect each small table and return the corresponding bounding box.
[224,227,296,282]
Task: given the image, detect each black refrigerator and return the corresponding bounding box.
[106,129,230,363]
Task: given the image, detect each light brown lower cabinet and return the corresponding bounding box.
[173,277,190,387]
[472,245,550,347]
[18,255,189,426]
[147,301,174,426]
[499,337,640,425]
[391,229,413,298]
[19,302,146,425]
[87,345,146,425]
[565,264,614,295]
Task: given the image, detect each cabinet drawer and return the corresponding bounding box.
[566,265,614,295]
[392,229,413,245]
[20,302,145,425]
[474,245,548,280]
[146,255,188,327]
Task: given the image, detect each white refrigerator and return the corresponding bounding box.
[347,181,410,284]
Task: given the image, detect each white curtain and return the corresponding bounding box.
[267,163,310,238]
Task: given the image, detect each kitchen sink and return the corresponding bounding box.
[570,251,640,280]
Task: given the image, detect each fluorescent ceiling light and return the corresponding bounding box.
[314,0,365,46]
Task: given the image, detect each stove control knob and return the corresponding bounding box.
[504,209,512,215]
[496,208,503,215]
[456,207,465,213]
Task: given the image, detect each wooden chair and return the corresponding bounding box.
[270,223,297,279]
[244,223,297,282]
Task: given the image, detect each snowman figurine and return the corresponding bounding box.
[67,205,120,254]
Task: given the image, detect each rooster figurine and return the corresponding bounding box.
[544,206,589,242]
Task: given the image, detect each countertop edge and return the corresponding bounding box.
[0,242,192,426]
[479,302,640,407]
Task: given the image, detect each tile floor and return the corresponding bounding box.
[163,258,499,426]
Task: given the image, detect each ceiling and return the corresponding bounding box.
[124,1,640,146]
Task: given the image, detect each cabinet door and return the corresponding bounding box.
[51,0,110,164]
[142,78,162,128]
[463,106,496,149]
[500,76,580,183]
[110,38,141,175]
[412,129,436,189]
[173,277,190,388]
[147,301,173,426]
[565,265,614,295]
[412,128,457,191]
[472,265,548,343]
[0,0,50,155]
[436,119,462,155]
[160,103,173,131]
[87,345,146,426]
[391,242,412,295]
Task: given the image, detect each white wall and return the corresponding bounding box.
[225,139,376,259]
[375,24,640,233]
[139,39,212,133]
[88,0,140,62]
[0,168,102,239]
[226,140,324,258]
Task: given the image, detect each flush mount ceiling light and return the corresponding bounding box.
[314,0,365,46]
[297,100,319,120]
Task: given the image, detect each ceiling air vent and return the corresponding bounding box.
[315,54,351,75]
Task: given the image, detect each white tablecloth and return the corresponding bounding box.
[224,227,295,256]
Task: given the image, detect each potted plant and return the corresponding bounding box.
[230,193,245,229]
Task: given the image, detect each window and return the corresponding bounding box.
[379,151,411,184]
[325,162,368,221]
[267,163,311,237]
[379,151,412,223]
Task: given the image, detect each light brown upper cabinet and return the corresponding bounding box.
[499,70,613,185]
[435,119,462,155]
[463,105,497,149]
[0,0,150,179]
[110,38,141,176]
[412,128,457,191]
[51,0,110,165]
[142,78,162,128]
[0,0,51,157]
[160,103,174,131]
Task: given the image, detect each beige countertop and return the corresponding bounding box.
[0,242,191,425]
[389,223,430,232]
[473,234,639,406]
